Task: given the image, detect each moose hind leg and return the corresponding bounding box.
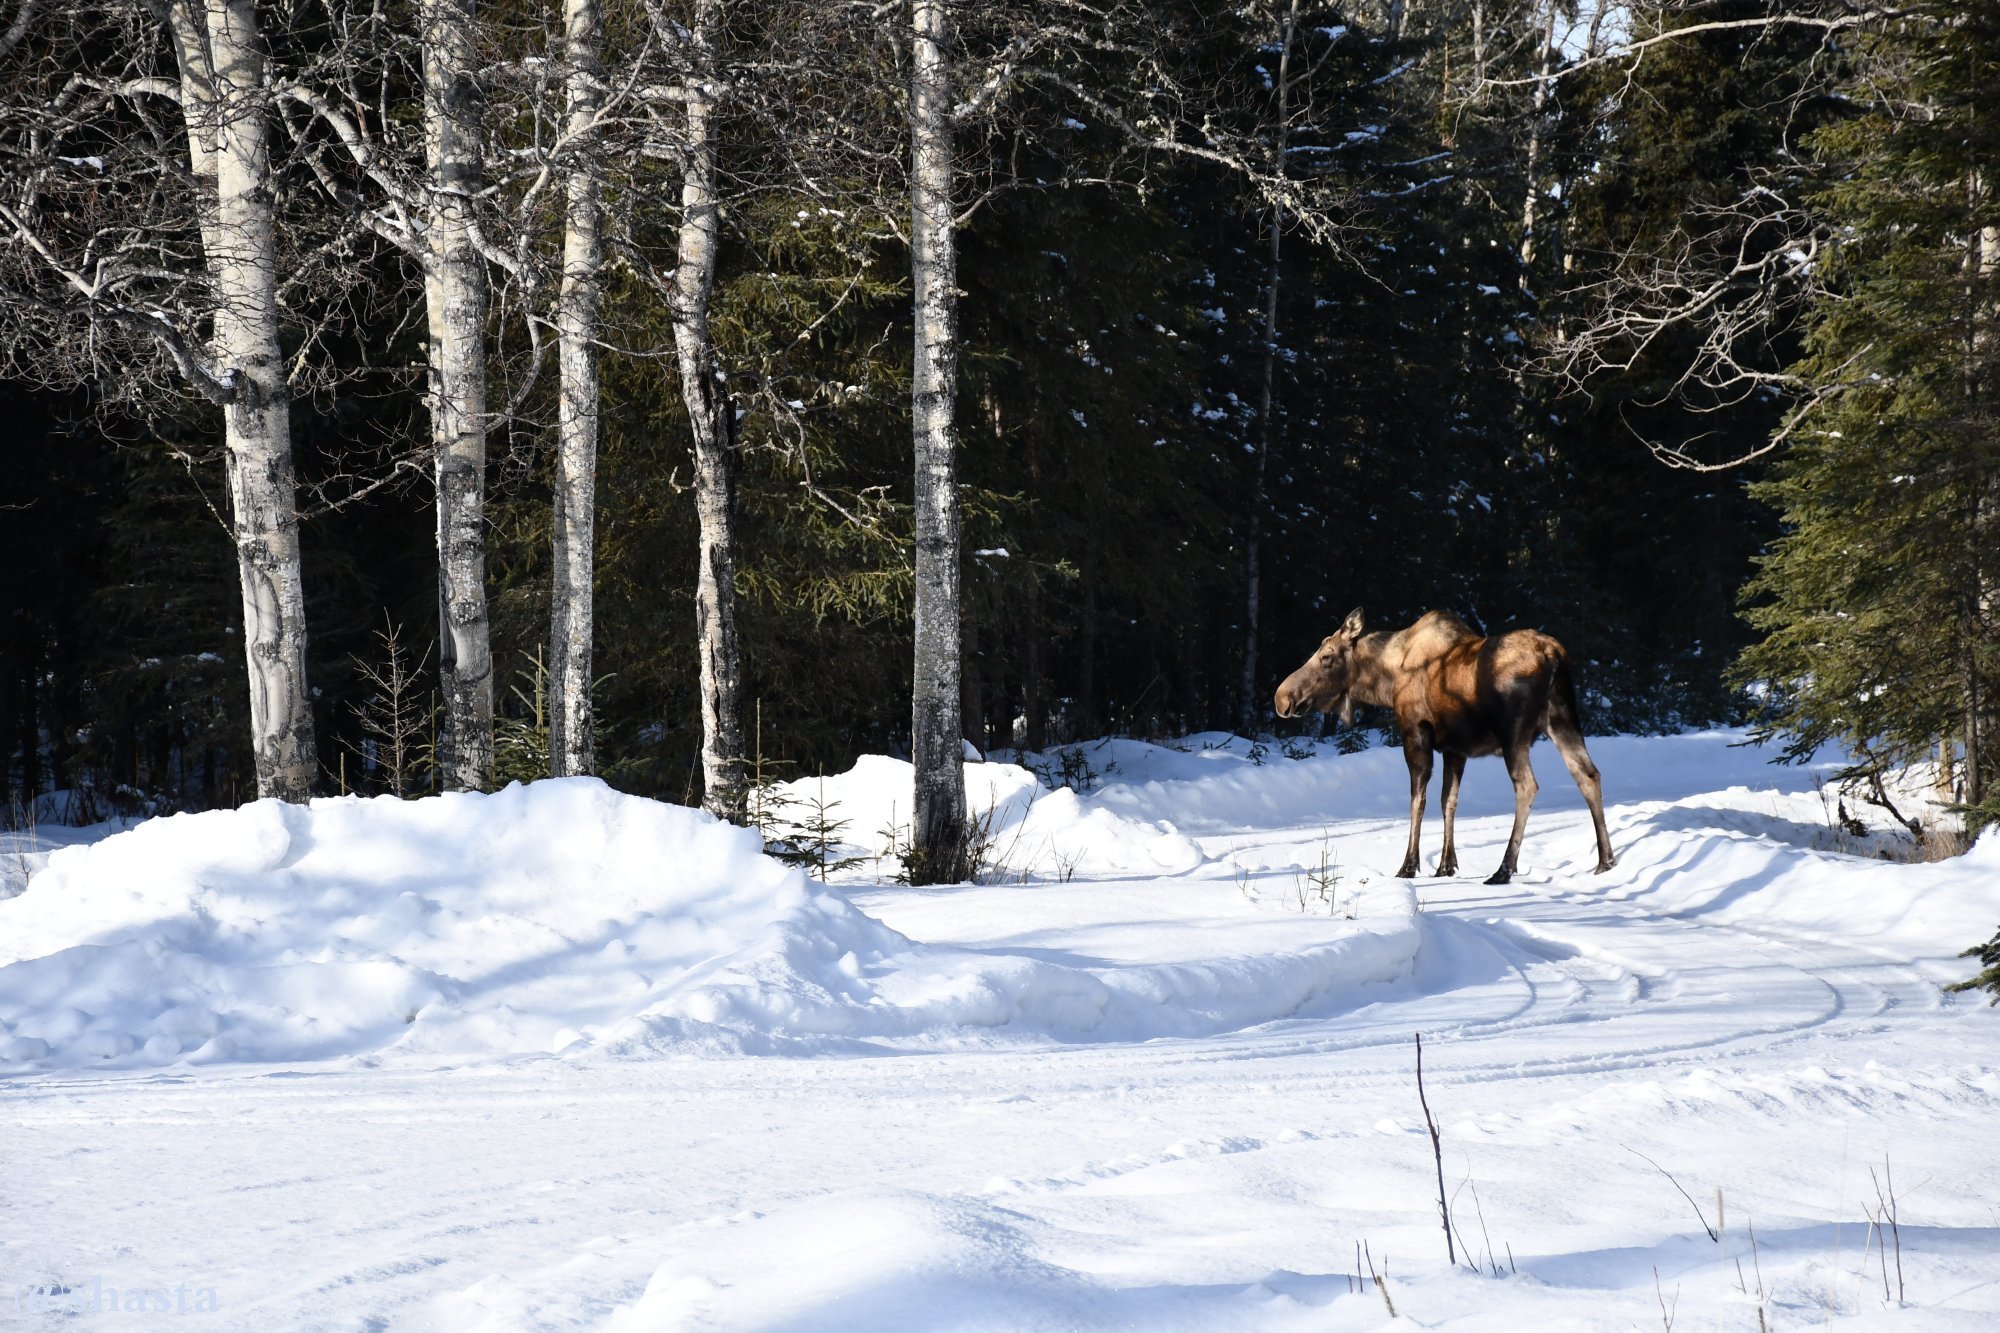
[1488,746,1538,885]
[1437,752,1465,876]
[1552,724,1615,873]
[1396,739,1433,878]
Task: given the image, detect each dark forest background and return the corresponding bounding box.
[3,0,1994,827]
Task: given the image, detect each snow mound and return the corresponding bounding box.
[0,780,911,1069]
[769,755,1204,880]
[0,777,1411,1072]
[1086,730,1846,835]
[1596,796,2000,954]
[599,1189,1128,1332]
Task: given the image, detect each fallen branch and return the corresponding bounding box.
[1625,1145,1718,1242]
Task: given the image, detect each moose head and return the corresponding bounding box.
[1273,607,1366,724]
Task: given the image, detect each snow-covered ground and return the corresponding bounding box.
[2,732,1996,1329]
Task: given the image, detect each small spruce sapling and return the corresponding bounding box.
[492,648,553,787]
[766,779,864,880]
[345,614,435,798]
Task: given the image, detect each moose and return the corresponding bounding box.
[1273,609,1615,885]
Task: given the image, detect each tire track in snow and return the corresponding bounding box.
[1144,799,1961,1095]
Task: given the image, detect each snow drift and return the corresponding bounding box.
[0,775,1415,1072]
[766,754,1205,880]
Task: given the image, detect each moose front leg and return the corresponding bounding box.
[1396,736,1433,878]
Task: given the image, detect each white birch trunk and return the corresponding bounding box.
[166,0,318,802]
[908,0,968,881]
[423,0,493,792]
[672,0,746,822]
[1517,1,1559,289]
[549,0,602,778]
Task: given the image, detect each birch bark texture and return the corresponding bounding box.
[422,0,494,792]
[1517,0,1560,287]
[549,0,602,778]
[671,0,748,823]
[172,0,319,803]
[907,0,969,882]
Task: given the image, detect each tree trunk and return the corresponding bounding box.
[984,626,1003,757]
[1024,577,1045,752]
[19,660,40,799]
[1964,600,1983,808]
[168,0,318,803]
[549,0,601,779]
[0,648,13,807]
[1182,618,1201,733]
[908,0,967,881]
[1078,541,1098,737]
[1237,0,1298,736]
[1962,181,1994,809]
[963,623,985,758]
[1517,0,1559,290]
[423,0,493,792]
[673,0,747,822]
[1471,0,1487,89]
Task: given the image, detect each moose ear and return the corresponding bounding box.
[1340,607,1365,639]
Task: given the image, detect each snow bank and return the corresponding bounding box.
[0,776,1412,1072]
[2,819,129,903]
[1077,729,1999,960]
[768,755,1204,880]
[1598,793,2000,959]
[1082,730,1842,835]
[0,780,904,1069]
[598,1188,1219,1333]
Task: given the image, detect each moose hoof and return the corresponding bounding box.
[1484,867,1513,886]
[1436,859,1458,877]
[1394,864,1418,879]
[1593,857,1616,875]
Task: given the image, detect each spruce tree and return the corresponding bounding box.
[1737,2,2000,814]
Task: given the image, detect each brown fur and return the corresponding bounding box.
[1274,608,1615,884]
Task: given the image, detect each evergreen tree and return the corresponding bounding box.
[1736,2,2000,819]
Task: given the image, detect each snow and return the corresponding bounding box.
[3,732,1997,1329]
[1,814,134,906]
[0,766,1407,1069]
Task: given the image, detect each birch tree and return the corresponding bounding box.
[880,0,1365,874]
[549,0,604,778]
[422,0,495,792]
[663,0,749,822]
[906,0,968,880]
[633,0,894,821]
[0,0,319,802]
[266,0,509,791]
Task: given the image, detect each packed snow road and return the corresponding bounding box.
[2,733,1996,1330]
